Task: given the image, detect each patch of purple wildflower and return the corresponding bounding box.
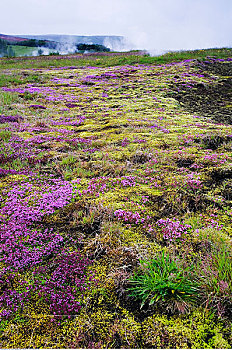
[0,115,23,124]
[157,218,192,241]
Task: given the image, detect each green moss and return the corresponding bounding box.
[142,309,231,349]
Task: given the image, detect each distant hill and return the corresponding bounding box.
[0,34,29,43]
[0,33,57,48]
[0,34,128,56]
[15,34,126,51]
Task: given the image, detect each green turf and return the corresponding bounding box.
[0,47,232,69]
[9,45,38,57]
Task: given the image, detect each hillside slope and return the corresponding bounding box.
[0,51,231,348]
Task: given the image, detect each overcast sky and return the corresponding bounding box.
[1,0,232,53]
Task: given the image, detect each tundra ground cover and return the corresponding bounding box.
[0,51,232,348]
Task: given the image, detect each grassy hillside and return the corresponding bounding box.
[0,49,231,348]
[10,45,37,56]
[1,47,232,68]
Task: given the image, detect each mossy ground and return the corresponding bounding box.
[0,50,232,348]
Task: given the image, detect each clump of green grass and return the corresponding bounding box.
[0,72,43,88]
[129,252,200,312]
[0,74,22,87]
[0,91,20,105]
[0,130,12,142]
[61,155,77,166]
[213,249,232,290]
[195,228,232,310]
[22,91,35,100]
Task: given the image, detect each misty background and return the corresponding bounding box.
[1,0,232,55]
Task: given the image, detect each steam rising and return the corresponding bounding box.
[103,37,130,52]
[31,36,132,56]
[2,0,232,56]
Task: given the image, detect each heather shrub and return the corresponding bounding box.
[156,217,192,242]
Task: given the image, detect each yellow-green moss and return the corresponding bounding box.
[141,309,231,349]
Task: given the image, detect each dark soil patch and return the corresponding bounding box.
[169,60,232,124]
[210,167,232,182]
[116,284,156,322]
[176,158,194,168]
[196,134,232,150]
[197,59,232,76]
